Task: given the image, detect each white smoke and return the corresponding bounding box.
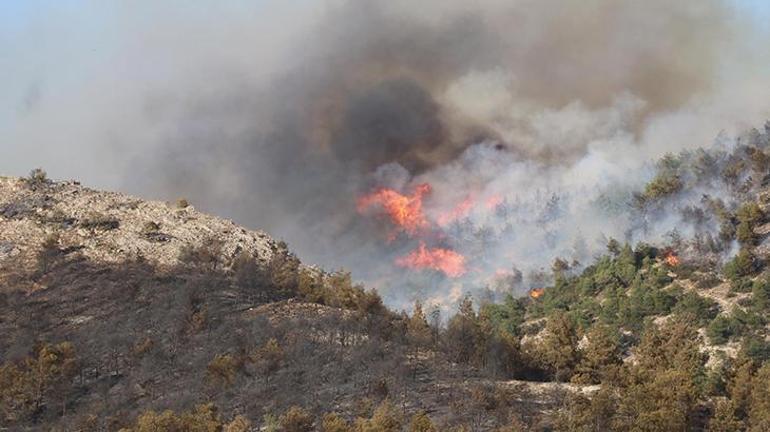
[2,0,770,310]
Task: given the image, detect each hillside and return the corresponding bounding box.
[0,175,581,431]
[5,126,770,432]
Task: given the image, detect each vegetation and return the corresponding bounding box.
[7,133,770,430]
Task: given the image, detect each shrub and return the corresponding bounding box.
[321,413,353,432]
[280,406,314,432]
[27,168,48,186]
[206,354,239,387]
[120,403,222,432]
[751,278,770,311]
[672,292,719,326]
[355,400,402,432]
[36,232,61,275]
[224,416,252,432]
[408,411,437,432]
[724,249,757,281]
[707,315,744,345]
[80,213,120,231]
[742,336,770,363]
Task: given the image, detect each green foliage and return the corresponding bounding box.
[736,202,764,246]
[724,249,758,281]
[741,336,770,363]
[572,324,622,385]
[532,312,580,382]
[708,314,745,345]
[671,291,719,326]
[479,295,526,336]
[751,277,770,311]
[643,172,683,200]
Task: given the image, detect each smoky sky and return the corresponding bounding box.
[3,0,770,308]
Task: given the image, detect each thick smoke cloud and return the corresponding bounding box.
[3,0,770,309]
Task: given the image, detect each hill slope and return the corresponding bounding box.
[0,175,580,431]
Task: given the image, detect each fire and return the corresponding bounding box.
[357,183,431,236]
[485,195,504,210]
[436,196,474,226]
[663,251,680,267]
[395,242,467,278]
[529,288,545,299]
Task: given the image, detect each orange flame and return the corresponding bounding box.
[436,196,474,226]
[357,184,431,236]
[664,251,680,267]
[529,288,545,299]
[395,242,467,277]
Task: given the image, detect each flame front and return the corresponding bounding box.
[529,288,545,299]
[664,252,680,267]
[436,196,474,226]
[395,242,467,277]
[357,183,431,236]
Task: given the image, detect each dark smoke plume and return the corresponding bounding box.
[3,0,770,308]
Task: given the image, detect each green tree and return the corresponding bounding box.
[573,324,622,384]
[535,312,580,382]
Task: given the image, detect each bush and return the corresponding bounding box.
[121,404,222,432]
[408,412,437,432]
[751,278,770,311]
[206,354,240,387]
[320,413,353,432]
[80,213,120,231]
[724,249,757,281]
[707,315,744,345]
[27,168,48,186]
[672,292,719,326]
[280,406,314,432]
[742,337,770,363]
[354,400,402,432]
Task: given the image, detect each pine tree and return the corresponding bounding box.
[573,324,622,384]
[536,312,579,382]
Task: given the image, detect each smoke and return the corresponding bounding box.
[3,0,770,309]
